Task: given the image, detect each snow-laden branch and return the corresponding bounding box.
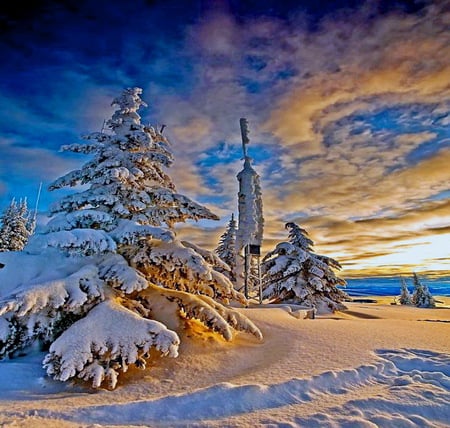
[27,229,117,256]
[45,210,116,232]
[43,299,180,389]
[181,240,230,271]
[50,188,120,214]
[0,262,106,358]
[196,294,263,340]
[131,240,245,304]
[98,254,148,293]
[128,151,173,168]
[49,169,87,190]
[110,219,174,245]
[0,264,104,318]
[140,284,262,342]
[151,189,219,222]
[60,140,106,153]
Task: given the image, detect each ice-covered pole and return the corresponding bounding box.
[235,119,264,294]
[236,118,263,248]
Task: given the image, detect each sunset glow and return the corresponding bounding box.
[0,0,449,278]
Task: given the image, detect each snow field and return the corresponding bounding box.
[1,348,449,427]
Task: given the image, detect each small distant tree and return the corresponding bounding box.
[398,276,412,305]
[215,214,237,283]
[411,273,435,308]
[0,199,35,252]
[262,222,348,313]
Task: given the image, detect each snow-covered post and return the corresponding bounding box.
[235,119,264,300]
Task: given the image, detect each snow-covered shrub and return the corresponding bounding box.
[411,273,435,308]
[262,222,348,313]
[0,87,262,389]
[398,277,412,305]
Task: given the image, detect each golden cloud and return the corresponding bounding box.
[175,223,224,250]
[264,2,449,158]
[171,117,213,146]
[169,2,450,277]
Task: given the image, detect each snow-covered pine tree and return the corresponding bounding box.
[261,222,348,313]
[215,214,237,283]
[398,276,412,305]
[411,273,435,308]
[0,87,262,389]
[0,198,35,252]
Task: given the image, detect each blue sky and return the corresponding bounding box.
[0,0,449,277]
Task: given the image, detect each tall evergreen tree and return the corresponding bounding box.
[215,214,237,283]
[262,222,348,313]
[411,273,435,308]
[0,88,261,389]
[0,198,34,252]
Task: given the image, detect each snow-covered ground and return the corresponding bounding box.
[1,298,449,427]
